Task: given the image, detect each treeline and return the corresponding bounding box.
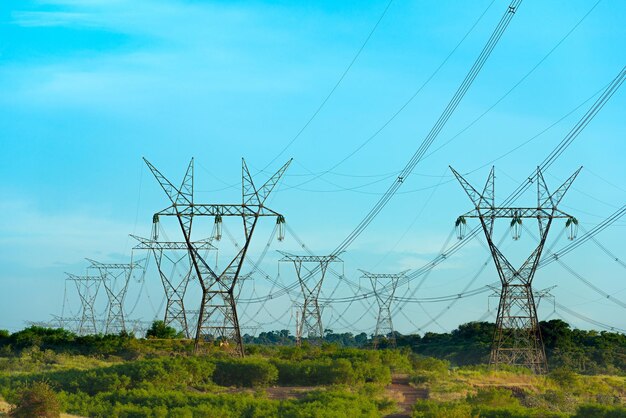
[401,320,626,374]
[1,319,625,373]
[245,320,626,374]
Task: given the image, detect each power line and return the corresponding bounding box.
[265,0,396,169]
[331,0,523,256]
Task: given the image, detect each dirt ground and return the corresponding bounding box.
[384,374,428,418]
[263,374,428,417]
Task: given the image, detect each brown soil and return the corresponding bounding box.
[384,374,428,418]
[266,386,319,400]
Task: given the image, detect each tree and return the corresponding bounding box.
[10,381,61,418]
[145,321,182,339]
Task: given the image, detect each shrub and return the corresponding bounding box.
[467,387,520,408]
[412,355,449,374]
[413,400,473,418]
[145,321,183,339]
[573,404,626,418]
[549,367,579,387]
[10,381,61,418]
[379,349,412,373]
[212,358,278,387]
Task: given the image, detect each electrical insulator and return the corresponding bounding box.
[455,216,467,240]
[510,215,522,240]
[213,214,223,241]
[566,216,578,240]
[152,214,159,240]
[277,215,285,242]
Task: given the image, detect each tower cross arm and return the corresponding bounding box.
[86,258,144,270]
[278,251,343,264]
[65,273,101,281]
[358,269,409,279]
[155,204,283,218]
[459,207,573,219]
[130,235,216,251]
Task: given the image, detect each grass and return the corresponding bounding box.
[0,342,624,417]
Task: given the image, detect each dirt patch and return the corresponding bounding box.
[266,386,319,400]
[385,374,428,418]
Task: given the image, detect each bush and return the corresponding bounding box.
[272,358,356,386]
[145,321,183,339]
[212,358,278,387]
[379,349,412,373]
[549,367,579,387]
[10,381,61,418]
[412,355,449,374]
[573,404,626,418]
[413,400,473,418]
[467,387,520,408]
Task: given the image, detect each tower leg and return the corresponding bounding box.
[490,283,547,373]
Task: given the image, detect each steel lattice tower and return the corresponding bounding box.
[145,157,290,356]
[489,285,556,313]
[451,166,579,373]
[87,259,143,335]
[132,234,215,338]
[279,252,342,346]
[65,273,101,335]
[292,302,304,346]
[360,270,407,348]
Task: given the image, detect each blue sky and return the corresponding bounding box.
[0,0,624,335]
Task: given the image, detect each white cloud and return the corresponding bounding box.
[3,1,321,112]
[0,198,136,268]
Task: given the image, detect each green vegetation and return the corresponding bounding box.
[0,322,623,417]
[9,381,61,418]
[145,321,184,340]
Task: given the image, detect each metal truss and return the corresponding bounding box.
[65,273,101,335]
[145,157,290,356]
[489,285,556,313]
[452,166,579,373]
[132,234,216,338]
[360,270,407,348]
[87,259,143,335]
[279,252,342,346]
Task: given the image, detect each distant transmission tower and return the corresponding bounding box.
[65,273,101,335]
[279,252,342,346]
[452,166,579,373]
[133,234,215,338]
[145,157,290,356]
[292,302,303,346]
[360,270,407,348]
[87,259,144,334]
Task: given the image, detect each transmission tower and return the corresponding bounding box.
[488,285,556,315]
[65,273,101,335]
[49,314,82,332]
[87,259,144,335]
[360,270,407,348]
[292,302,304,346]
[145,157,290,356]
[133,234,215,338]
[279,252,342,346]
[451,166,579,373]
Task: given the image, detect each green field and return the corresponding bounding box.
[0,322,624,417]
